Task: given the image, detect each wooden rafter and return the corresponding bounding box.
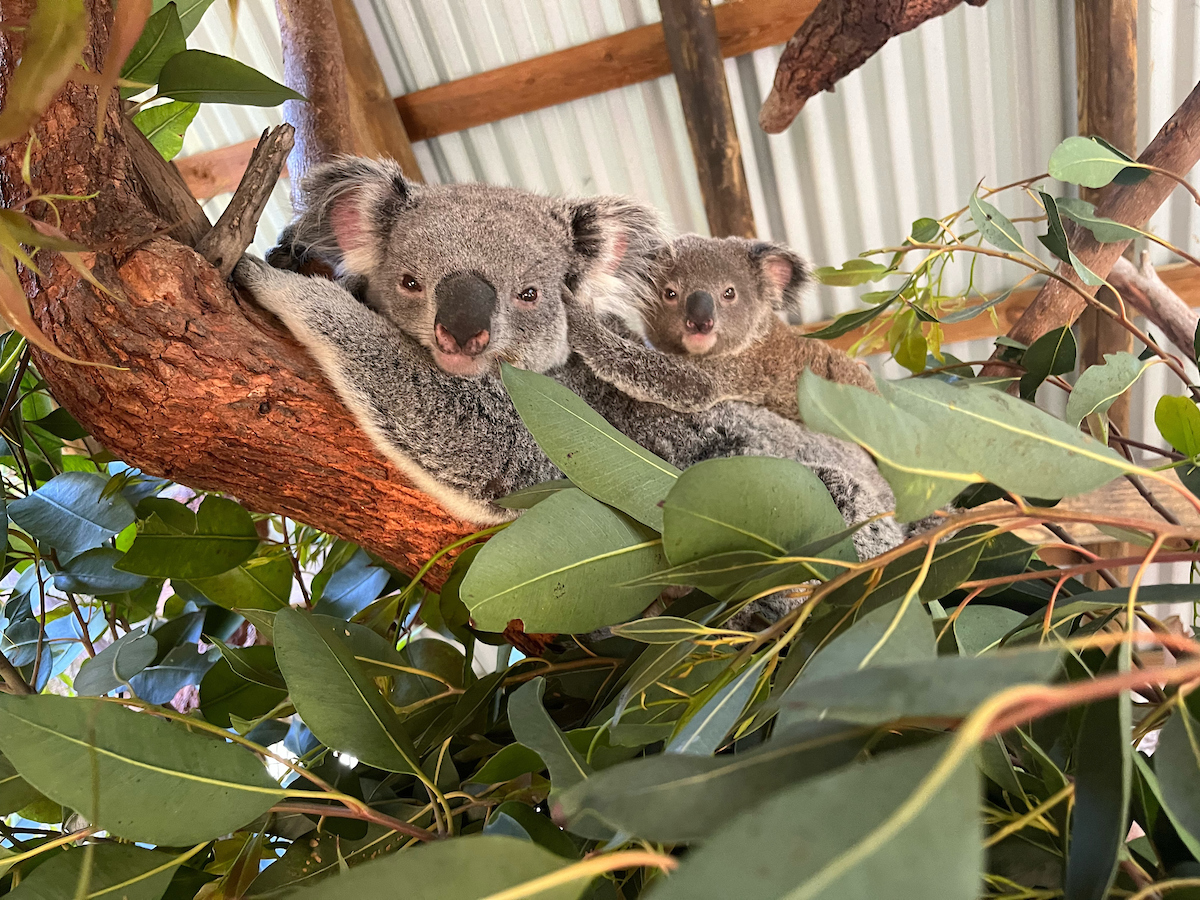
[175,0,816,201]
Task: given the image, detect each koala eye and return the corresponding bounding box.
[663,288,678,303]
[517,286,539,305]
[722,287,737,303]
[400,274,422,293]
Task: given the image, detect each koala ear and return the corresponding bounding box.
[749,240,811,317]
[564,195,665,307]
[287,157,417,276]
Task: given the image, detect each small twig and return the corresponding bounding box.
[63,592,97,658]
[1111,434,1185,461]
[1126,473,1184,527]
[0,648,32,694]
[279,517,312,609]
[271,801,436,843]
[1041,522,1122,588]
[195,125,295,278]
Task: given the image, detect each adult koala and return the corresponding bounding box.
[236,158,903,560]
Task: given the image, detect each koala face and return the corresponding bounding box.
[644,235,811,357]
[282,159,662,378]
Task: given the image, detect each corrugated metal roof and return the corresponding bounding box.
[180,0,1200,614]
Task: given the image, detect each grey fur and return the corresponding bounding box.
[569,235,876,423]
[236,158,904,560]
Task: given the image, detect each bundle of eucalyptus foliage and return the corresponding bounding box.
[2,138,1200,900]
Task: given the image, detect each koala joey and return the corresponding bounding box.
[567,234,877,422]
[238,157,905,562]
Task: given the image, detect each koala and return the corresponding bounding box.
[238,158,905,563]
[566,234,877,423]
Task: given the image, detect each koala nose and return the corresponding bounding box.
[685,291,715,335]
[434,271,495,356]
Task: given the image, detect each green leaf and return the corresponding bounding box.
[132,100,199,160]
[472,743,546,785]
[152,0,216,35]
[0,752,42,817]
[1055,196,1143,243]
[186,554,292,611]
[485,801,579,859]
[52,547,148,595]
[247,826,407,898]
[495,479,574,510]
[824,529,987,610]
[0,0,88,145]
[610,616,727,644]
[892,316,928,375]
[501,364,678,530]
[1049,135,1137,189]
[0,694,283,844]
[74,628,157,696]
[273,608,421,774]
[158,50,306,106]
[120,3,186,97]
[666,655,768,756]
[970,193,1025,255]
[910,218,941,243]
[508,678,591,792]
[1019,325,1077,401]
[1133,752,1200,859]
[645,739,980,899]
[1155,395,1200,457]
[1065,647,1131,900]
[555,720,870,843]
[461,489,665,634]
[117,496,259,579]
[938,287,1016,325]
[813,259,891,287]
[1066,351,1151,428]
[1155,694,1200,847]
[780,648,1061,726]
[277,835,591,900]
[804,301,894,340]
[29,407,88,441]
[5,843,182,900]
[1038,193,1102,286]
[8,472,135,557]
[199,647,289,728]
[799,597,936,684]
[661,457,854,570]
[953,606,1026,655]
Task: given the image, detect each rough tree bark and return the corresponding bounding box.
[1109,252,1199,360]
[759,0,989,133]
[0,0,475,585]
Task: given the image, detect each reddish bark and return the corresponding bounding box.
[0,0,474,585]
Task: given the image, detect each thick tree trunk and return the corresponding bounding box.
[0,0,473,585]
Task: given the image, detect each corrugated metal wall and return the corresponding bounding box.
[180,0,1200,610]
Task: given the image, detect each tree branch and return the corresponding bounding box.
[121,115,210,247]
[0,0,477,587]
[759,0,989,133]
[984,79,1200,368]
[194,125,294,278]
[1109,251,1199,361]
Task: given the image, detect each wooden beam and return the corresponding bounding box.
[1075,0,1137,444]
[176,0,816,201]
[659,0,756,238]
[331,0,424,182]
[814,263,1200,353]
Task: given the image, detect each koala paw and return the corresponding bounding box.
[232,255,269,291]
[232,255,292,318]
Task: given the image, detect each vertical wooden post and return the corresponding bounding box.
[659,0,756,238]
[1075,0,1137,587]
[331,0,425,183]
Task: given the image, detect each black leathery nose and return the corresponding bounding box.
[685,290,715,331]
[434,271,496,347]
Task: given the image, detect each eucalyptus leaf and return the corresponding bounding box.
[117,496,259,579]
[74,628,157,696]
[1066,352,1151,428]
[5,843,182,900]
[508,678,591,793]
[502,364,678,530]
[273,608,421,774]
[158,50,306,106]
[1037,193,1102,287]
[1055,196,1144,243]
[804,301,894,340]
[667,655,768,756]
[0,752,41,817]
[1019,325,1077,401]
[9,472,135,557]
[970,193,1025,255]
[1155,695,1200,847]
[812,259,891,286]
[1155,395,1200,458]
[645,739,980,900]
[152,0,216,35]
[1049,136,1138,189]
[0,694,283,844]
[52,547,148,595]
[132,100,199,160]
[120,3,186,97]
[461,489,665,634]
[187,554,293,611]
